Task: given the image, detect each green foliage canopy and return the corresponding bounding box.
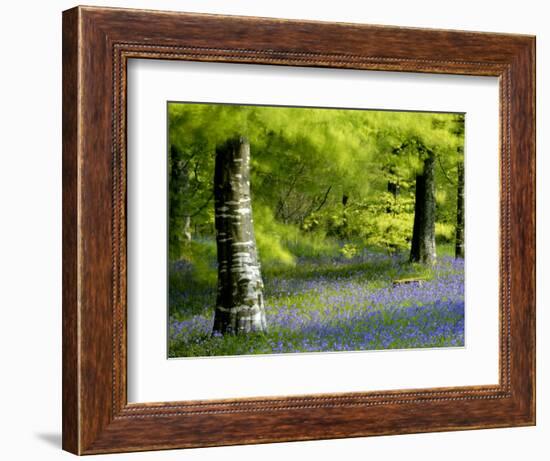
[168,103,464,265]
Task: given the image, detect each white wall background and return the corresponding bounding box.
[0,0,545,459]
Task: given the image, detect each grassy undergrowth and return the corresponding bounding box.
[168,242,464,357]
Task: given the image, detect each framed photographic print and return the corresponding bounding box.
[62,5,535,455]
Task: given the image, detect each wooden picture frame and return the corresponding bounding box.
[62,5,535,455]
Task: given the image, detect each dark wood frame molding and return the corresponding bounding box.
[62,5,535,455]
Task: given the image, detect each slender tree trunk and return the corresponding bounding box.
[387,180,399,214]
[455,160,465,258]
[341,193,349,236]
[387,181,400,199]
[212,137,266,335]
[169,145,192,255]
[410,174,424,261]
[410,149,436,264]
[183,215,192,242]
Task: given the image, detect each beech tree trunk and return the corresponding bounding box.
[410,149,436,264]
[455,160,465,258]
[212,137,266,335]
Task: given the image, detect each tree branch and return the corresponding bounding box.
[437,154,456,186]
[313,185,333,213]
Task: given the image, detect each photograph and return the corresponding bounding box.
[167,102,466,358]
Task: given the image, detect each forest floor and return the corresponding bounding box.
[168,245,464,358]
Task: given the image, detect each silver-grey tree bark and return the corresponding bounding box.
[212,137,267,335]
[455,159,465,258]
[410,148,436,264]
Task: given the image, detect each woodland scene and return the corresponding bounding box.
[168,102,465,357]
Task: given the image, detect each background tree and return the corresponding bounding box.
[455,153,465,258]
[410,142,436,264]
[452,115,466,258]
